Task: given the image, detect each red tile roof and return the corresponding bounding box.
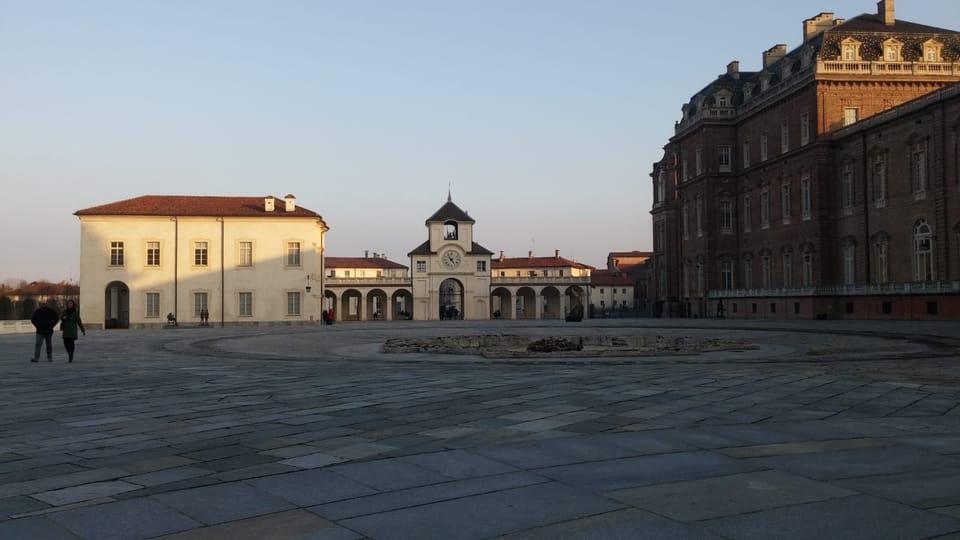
[325,257,408,270]
[591,271,634,286]
[75,195,324,219]
[492,256,594,270]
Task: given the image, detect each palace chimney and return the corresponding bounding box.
[284,194,296,212]
[264,196,275,212]
[878,0,894,26]
[803,12,834,43]
[762,44,787,68]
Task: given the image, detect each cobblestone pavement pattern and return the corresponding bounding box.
[1,319,960,539]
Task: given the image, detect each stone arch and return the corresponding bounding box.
[439,278,463,320]
[366,288,388,321]
[340,289,362,321]
[392,289,413,320]
[515,287,536,320]
[540,286,561,320]
[103,281,129,329]
[491,287,512,319]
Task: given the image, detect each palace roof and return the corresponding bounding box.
[492,256,594,271]
[325,257,408,269]
[75,195,324,219]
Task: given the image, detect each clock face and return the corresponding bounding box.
[441,250,461,269]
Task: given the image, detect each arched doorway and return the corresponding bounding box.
[439,278,463,320]
[515,287,535,319]
[491,287,511,319]
[392,289,413,320]
[367,289,387,321]
[104,281,130,329]
[541,286,561,319]
[340,289,362,321]
[565,286,586,320]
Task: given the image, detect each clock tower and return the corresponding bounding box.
[408,193,493,320]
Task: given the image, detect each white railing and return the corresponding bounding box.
[708,280,960,298]
[491,276,592,285]
[325,277,412,287]
[817,61,960,76]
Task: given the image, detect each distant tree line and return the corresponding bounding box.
[0,281,80,320]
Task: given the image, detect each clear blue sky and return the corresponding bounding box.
[2,1,958,283]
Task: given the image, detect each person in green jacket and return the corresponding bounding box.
[60,300,86,363]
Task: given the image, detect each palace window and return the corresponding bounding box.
[286,291,301,316]
[286,241,301,266]
[782,251,793,288]
[194,242,208,266]
[914,220,934,281]
[840,38,862,62]
[802,251,813,286]
[841,162,854,213]
[743,194,752,232]
[444,221,458,240]
[682,158,689,181]
[760,133,768,161]
[238,241,253,266]
[800,172,812,220]
[146,241,160,267]
[193,292,208,318]
[780,121,789,153]
[781,181,791,224]
[477,260,487,272]
[761,255,771,288]
[238,291,253,317]
[146,293,160,318]
[912,141,928,199]
[718,145,732,172]
[416,260,426,272]
[682,202,690,240]
[743,255,753,289]
[760,189,770,228]
[720,259,734,289]
[110,241,124,266]
[842,242,856,285]
[695,146,703,176]
[719,199,733,232]
[882,38,903,62]
[843,108,859,127]
[800,113,810,146]
[742,141,751,168]
[695,196,703,237]
[872,152,888,208]
[873,235,889,284]
[923,39,943,62]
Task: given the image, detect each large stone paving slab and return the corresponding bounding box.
[47,498,201,540]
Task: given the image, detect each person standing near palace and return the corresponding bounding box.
[60,299,86,363]
[30,300,60,362]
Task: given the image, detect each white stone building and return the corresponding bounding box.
[75,194,328,329]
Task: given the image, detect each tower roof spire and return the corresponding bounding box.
[447,182,452,202]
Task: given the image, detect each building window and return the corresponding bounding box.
[743,255,753,289]
[416,260,426,272]
[695,146,703,176]
[914,220,934,281]
[719,199,733,232]
[841,39,861,62]
[802,252,813,286]
[682,158,689,181]
[239,241,253,266]
[841,162,854,213]
[238,291,253,317]
[760,133,768,161]
[743,195,752,233]
[871,152,887,208]
[912,141,928,199]
[800,113,810,145]
[780,121,789,153]
[655,171,666,205]
[800,172,812,220]
[924,39,943,62]
[695,196,703,237]
[682,202,690,240]
[110,241,124,266]
[718,146,731,172]
[146,241,160,267]
[781,181,791,224]
[194,242,208,266]
[874,238,889,284]
[742,141,751,168]
[843,108,859,127]
[761,255,771,288]
[782,252,793,288]
[656,222,666,252]
[286,241,301,266]
[696,262,704,294]
[193,292,208,318]
[760,189,770,228]
[842,243,856,285]
[477,260,487,272]
[286,291,301,316]
[146,293,160,318]
[720,259,734,289]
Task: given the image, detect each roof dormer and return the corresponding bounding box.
[882,38,903,62]
[923,39,944,62]
[839,37,862,62]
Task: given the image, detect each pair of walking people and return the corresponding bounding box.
[31,300,85,363]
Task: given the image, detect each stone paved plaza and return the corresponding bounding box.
[2,319,960,539]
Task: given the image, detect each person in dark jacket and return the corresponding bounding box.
[60,300,86,363]
[30,301,60,362]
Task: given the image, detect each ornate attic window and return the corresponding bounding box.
[882,38,903,62]
[839,37,862,62]
[923,39,943,62]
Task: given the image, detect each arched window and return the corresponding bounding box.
[443,221,458,240]
[841,238,857,285]
[743,253,753,289]
[914,220,934,281]
[872,232,890,284]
